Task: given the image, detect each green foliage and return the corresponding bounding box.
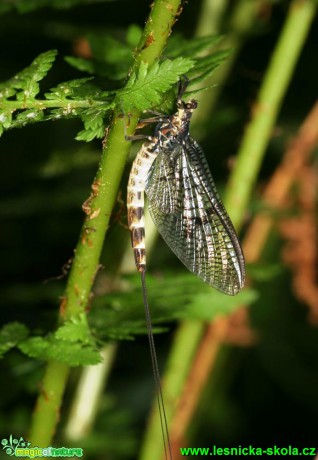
[1,1,317,453]
[0,50,57,101]
[0,272,254,363]
[187,49,231,87]
[76,107,111,142]
[55,313,94,343]
[65,26,142,81]
[90,273,258,341]
[0,0,106,14]
[0,50,57,135]
[0,322,29,357]
[45,77,95,101]
[19,336,101,366]
[0,29,236,366]
[0,32,229,141]
[186,288,259,321]
[18,315,101,366]
[248,263,284,281]
[38,146,99,177]
[9,109,45,131]
[165,34,230,89]
[0,273,256,356]
[0,51,112,139]
[126,24,143,48]
[0,316,100,366]
[166,34,223,58]
[116,58,195,112]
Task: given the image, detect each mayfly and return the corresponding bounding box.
[126,78,245,459]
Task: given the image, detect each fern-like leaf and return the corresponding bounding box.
[0,322,29,357]
[18,336,101,366]
[188,50,231,87]
[76,105,114,142]
[45,77,95,101]
[0,50,57,102]
[117,58,195,112]
[166,34,223,58]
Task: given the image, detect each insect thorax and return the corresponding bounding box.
[155,98,197,146]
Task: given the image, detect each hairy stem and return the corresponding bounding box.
[29,0,184,447]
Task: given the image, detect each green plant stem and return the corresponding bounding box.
[29,0,184,447]
[192,0,264,136]
[139,1,316,457]
[226,0,316,229]
[29,361,69,445]
[1,99,106,110]
[195,0,229,36]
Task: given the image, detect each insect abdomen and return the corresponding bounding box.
[127,143,157,272]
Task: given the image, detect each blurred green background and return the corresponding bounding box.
[0,1,317,458]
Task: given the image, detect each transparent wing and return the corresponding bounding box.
[145,137,245,295]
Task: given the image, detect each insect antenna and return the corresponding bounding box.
[177,75,189,100]
[141,269,173,460]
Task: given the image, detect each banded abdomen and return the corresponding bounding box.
[127,142,157,272]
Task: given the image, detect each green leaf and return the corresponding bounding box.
[88,33,132,65]
[38,146,99,178]
[166,34,223,58]
[117,58,195,112]
[185,288,259,321]
[66,32,134,80]
[89,274,258,342]
[14,109,44,126]
[45,77,94,101]
[19,335,101,366]
[9,110,46,131]
[45,107,80,121]
[0,0,104,14]
[0,110,12,127]
[188,50,231,87]
[76,106,112,142]
[0,34,230,139]
[184,83,217,98]
[248,263,284,281]
[126,24,143,48]
[0,110,13,135]
[19,337,48,357]
[0,86,16,100]
[65,28,142,81]
[64,56,96,75]
[0,322,29,357]
[165,35,231,94]
[55,314,94,345]
[65,55,129,81]
[0,50,57,101]
[49,340,102,366]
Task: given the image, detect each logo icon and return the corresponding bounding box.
[1,435,31,456]
[1,435,83,457]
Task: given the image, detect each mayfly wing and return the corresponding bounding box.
[185,137,245,293]
[145,137,245,295]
